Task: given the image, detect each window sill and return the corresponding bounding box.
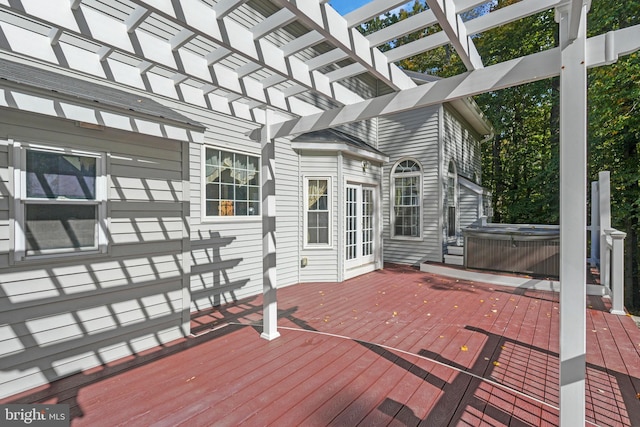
[14,248,109,265]
[390,236,424,242]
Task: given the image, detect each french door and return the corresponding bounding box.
[345,184,376,270]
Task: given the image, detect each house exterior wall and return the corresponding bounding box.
[187,113,265,311]
[298,152,339,283]
[0,108,190,399]
[378,106,442,265]
[442,106,483,244]
[459,186,481,229]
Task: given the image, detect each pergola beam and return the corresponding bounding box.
[257,23,640,140]
[271,0,415,90]
[425,0,483,70]
[343,0,409,28]
[367,10,437,47]
[466,0,562,36]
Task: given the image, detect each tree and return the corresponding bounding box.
[587,1,640,309]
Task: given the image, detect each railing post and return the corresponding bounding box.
[609,230,627,315]
[590,181,599,267]
[598,171,611,286]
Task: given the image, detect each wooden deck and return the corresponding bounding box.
[3,264,640,426]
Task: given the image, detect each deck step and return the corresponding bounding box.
[447,245,464,256]
[444,254,464,266]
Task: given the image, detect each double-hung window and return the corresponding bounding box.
[391,159,422,238]
[305,178,330,246]
[14,143,107,260]
[204,147,260,218]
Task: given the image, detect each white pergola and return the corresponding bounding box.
[1,0,639,424]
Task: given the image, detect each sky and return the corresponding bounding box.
[328,0,371,15]
[328,0,412,16]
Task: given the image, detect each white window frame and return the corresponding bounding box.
[13,141,108,261]
[303,176,332,249]
[201,145,261,221]
[390,158,423,241]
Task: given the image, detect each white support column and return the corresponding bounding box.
[557,3,588,426]
[261,110,280,341]
[590,180,599,267]
[609,230,627,315]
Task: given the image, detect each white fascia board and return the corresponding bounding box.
[459,175,484,194]
[251,8,296,40]
[367,10,437,47]
[425,0,483,70]
[465,0,561,36]
[447,98,493,136]
[291,142,388,163]
[343,0,410,28]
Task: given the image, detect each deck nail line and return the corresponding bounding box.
[260,323,561,412]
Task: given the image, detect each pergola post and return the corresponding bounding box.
[557,2,589,425]
[261,110,280,341]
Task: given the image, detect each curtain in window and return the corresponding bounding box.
[308,180,328,209]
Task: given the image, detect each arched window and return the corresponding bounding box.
[391,159,422,238]
[447,161,458,238]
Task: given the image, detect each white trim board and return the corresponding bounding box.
[420,262,607,296]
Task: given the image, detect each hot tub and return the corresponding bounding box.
[463,224,560,277]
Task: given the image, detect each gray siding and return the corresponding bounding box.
[459,186,480,229]
[187,113,264,311]
[442,106,483,243]
[0,109,189,398]
[299,153,339,282]
[275,136,302,288]
[378,106,442,265]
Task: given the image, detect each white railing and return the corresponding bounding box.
[591,171,627,315]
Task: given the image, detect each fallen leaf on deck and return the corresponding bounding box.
[480,299,484,303]
[423,300,428,304]
[460,345,468,351]
[439,335,444,338]
[454,305,458,309]
[491,309,497,313]
[493,361,500,367]
[501,345,506,350]
[393,311,398,317]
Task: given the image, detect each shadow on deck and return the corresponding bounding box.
[2,264,639,426]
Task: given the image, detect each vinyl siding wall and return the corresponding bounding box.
[459,186,481,229]
[0,109,190,399]
[378,106,442,265]
[299,153,339,283]
[187,112,265,311]
[442,106,483,243]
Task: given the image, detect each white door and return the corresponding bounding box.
[345,184,376,271]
